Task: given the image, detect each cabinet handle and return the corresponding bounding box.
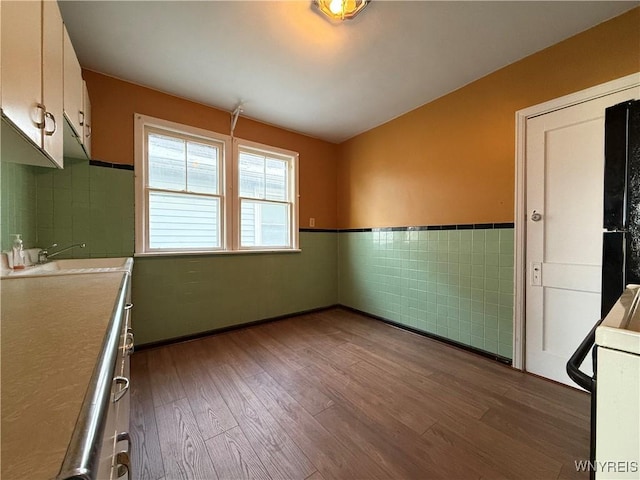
[125,331,135,356]
[44,111,57,136]
[79,110,85,127]
[124,303,134,311]
[35,104,46,129]
[85,124,91,138]
[113,376,130,403]
[115,432,131,478]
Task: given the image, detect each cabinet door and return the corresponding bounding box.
[1,1,43,146]
[97,387,119,480]
[42,0,64,167]
[63,27,83,137]
[82,80,92,158]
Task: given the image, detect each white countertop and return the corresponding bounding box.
[0,271,128,479]
[596,284,640,355]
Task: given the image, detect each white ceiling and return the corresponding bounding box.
[58,1,637,143]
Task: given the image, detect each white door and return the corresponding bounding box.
[526,87,639,387]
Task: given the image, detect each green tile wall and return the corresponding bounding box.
[132,231,338,345]
[2,156,339,345]
[35,159,134,258]
[1,161,39,251]
[338,228,515,359]
[1,155,515,358]
[0,157,133,256]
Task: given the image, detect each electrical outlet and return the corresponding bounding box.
[309,217,316,227]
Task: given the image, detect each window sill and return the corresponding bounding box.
[134,249,302,258]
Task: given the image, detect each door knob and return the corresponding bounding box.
[531,210,542,222]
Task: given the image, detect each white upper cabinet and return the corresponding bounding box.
[82,81,92,158]
[63,27,83,139]
[62,28,92,160]
[42,1,64,166]
[1,0,64,168]
[1,1,45,147]
[0,1,91,167]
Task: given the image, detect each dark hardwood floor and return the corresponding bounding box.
[130,308,591,480]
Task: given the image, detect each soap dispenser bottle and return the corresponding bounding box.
[11,234,25,270]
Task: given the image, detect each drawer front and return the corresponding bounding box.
[97,383,119,480]
[112,284,133,479]
[98,279,133,480]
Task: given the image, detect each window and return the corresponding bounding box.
[134,114,298,254]
[235,141,297,249]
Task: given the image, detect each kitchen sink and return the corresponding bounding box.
[1,257,133,279]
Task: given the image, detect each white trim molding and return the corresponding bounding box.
[133,113,300,255]
[512,72,640,370]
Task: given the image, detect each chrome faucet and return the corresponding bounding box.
[38,242,86,264]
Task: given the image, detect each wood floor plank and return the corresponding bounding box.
[168,342,238,441]
[146,346,187,407]
[230,329,334,415]
[129,352,166,480]
[297,344,361,369]
[292,314,358,348]
[264,317,358,368]
[427,410,563,479]
[342,345,488,419]
[427,370,513,411]
[322,308,522,383]
[242,326,309,371]
[134,308,591,480]
[346,359,486,423]
[205,426,272,480]
[315,404,483,479]
[304,472,325,480]
[207,362,315,480]
[246,371,391,480]
[155,397,219,480]
[505,376,591,415]
[557,462,590,480]
[260,318,350,360]
[303,359,436,435]
[337,317,518,396]
[196,333,264,378]
[481,405,590,465]
[503,384,590,427]
[314,404,428,479]
[256,320,305,348]
[422,422,511,480]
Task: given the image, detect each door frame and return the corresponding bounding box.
[512,72,640,370]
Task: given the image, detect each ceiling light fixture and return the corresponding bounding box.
[313,0,370,21]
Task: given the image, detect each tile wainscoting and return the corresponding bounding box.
[0,159,515,358]
[35,159,134,258]
[338,226,515,360]
[132,231,338,345]
[0,158,134,256]
[1,162,39,251]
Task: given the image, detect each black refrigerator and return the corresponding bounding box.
[601,98,640,318]
[567,98,640,480]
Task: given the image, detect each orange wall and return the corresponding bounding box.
[337,7,640,229]
[83,71,339,229]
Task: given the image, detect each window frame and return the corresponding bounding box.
[134,114,232,254]
[233,138,299,251]
[134,114,299,255]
